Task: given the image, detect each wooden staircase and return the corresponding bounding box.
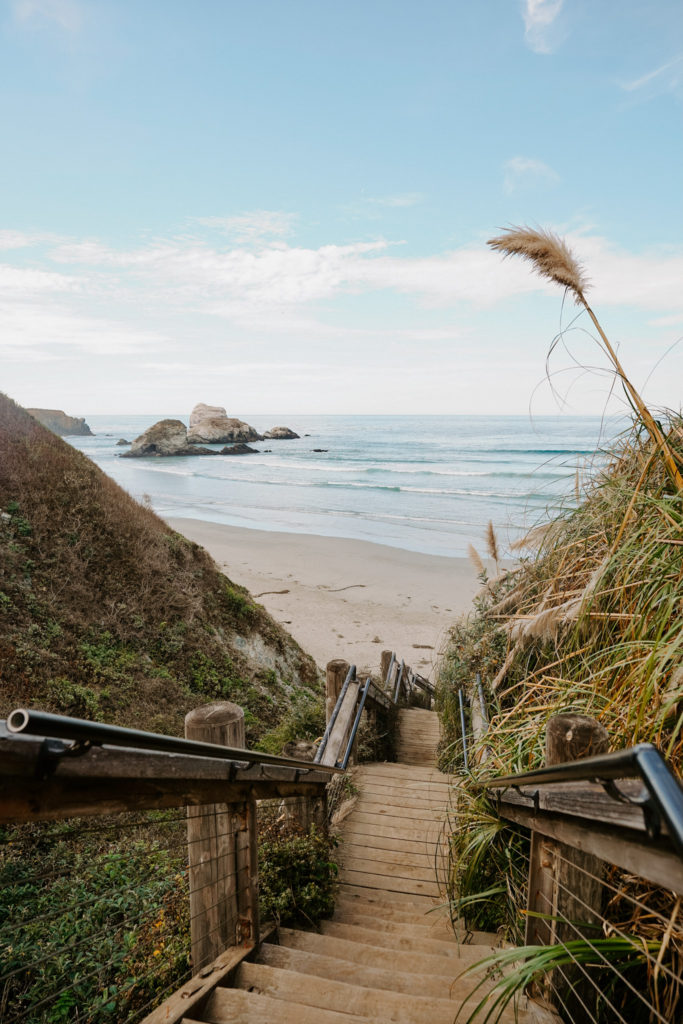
[179,710,556,1024]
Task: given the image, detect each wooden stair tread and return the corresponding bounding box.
[235,961,465,1023]
[277,926,500,972]
[258,942,462,998]
[197,986,382,1023]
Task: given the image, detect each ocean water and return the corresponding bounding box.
[69,415,620,558]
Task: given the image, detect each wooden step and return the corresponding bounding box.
[342,841,438,870]
[277,926,499,974]
[338,882,438,907]
[342,828,445,857]
[347,800,444,822]
[258,942,463,999]
[341,815,444,843]
[354,787,449,808]
[341,868,441,897]
[198,986,381,1023]
[320,921,462,958]
[338,854,445,885]
[335,894,452,923]
[333,910,457,939]
[234,961,467,1024]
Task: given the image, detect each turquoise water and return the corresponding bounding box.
[69,415,619,557]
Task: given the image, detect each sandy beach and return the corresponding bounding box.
[166,517,484,679]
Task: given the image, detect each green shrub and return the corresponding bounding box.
[259,821,338,927]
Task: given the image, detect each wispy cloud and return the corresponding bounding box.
[2,224,683,376]
[193,210,297,243]
[522,0,564,55]
[503,156,560,194]
[619,54,683,98]
[13,0,82,31]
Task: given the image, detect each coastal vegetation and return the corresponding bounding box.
[0,391,336,1021]
[437,228,683,1019]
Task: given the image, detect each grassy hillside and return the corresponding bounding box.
[0,393,321,744]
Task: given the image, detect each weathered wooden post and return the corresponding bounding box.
[526,713,608,1015]
[380,650,393,688]
[185,702,258,973]
[326,659,350,722]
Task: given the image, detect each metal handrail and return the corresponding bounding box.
[7,708,342,775]
[314,664,356,764]
[339,677,372,770]
[457,689,469,771]
[475,672,488,731]
[383,652,396,691]
[393,659,405,704]
[481,742,683,857]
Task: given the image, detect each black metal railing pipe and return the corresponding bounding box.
[340,677,372,771]
[458,689,469,771]
[313,664,356,764]
[7,708,342,775]
[476,672,488,731]
[393,660,405,704]
[384,652,396,691]
[481,742,683,857]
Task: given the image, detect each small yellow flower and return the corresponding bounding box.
[152,949,161,957]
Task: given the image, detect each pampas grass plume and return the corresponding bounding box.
[486,520,500,566]
[488,224,683,491]
[487,226,587,303]
[468,544,485,576]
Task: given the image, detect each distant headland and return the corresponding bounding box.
[27,408,93,437]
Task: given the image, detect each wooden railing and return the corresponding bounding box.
[0,703,338,1024]
[480,713,683,1021]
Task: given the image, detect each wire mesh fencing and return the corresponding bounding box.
[0,804,257,1024]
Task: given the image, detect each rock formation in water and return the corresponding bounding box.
[116,439,129,446]
[123,419,217,457]
[263,426,300,440]
[219,443,260,455]
[26,409,93,437]
[188,403,262,443]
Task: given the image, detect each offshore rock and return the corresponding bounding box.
[27,409,93,436]
[263,426,300,440]
[219,444,259,455]
[188,403,262,443]
[123,419,218,458]
[116,439,130,446]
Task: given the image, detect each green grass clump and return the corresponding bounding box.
[437,415,683,1012]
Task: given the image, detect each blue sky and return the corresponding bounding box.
[1,0,682,415]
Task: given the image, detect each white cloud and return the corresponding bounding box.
[193,210,297,243]
[503,156,560,194]
[619,54,683,98]
[0,300,166,356]
[522,0,564,55]
[2,223,683,389]
[0,264,81,294]
[13,0,82,31]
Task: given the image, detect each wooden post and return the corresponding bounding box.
[526,713,608,1015]
[326,659,350,723]
[380,650,393,687]
[185,702,259,972]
